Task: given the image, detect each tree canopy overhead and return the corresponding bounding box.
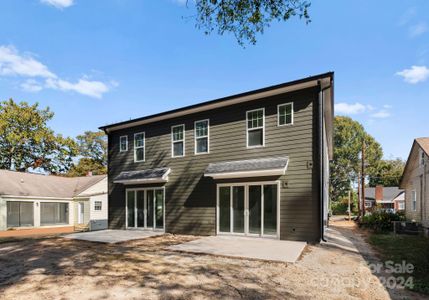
[194,0,311,46]
[0,99,78,174]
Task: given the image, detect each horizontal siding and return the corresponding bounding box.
[108,87,321,242]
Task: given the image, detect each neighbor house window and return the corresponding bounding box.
[398,202,405,210]
[94,201,102,211]
[247,108,264,147]
[278,103,293,126]
[120,135,128,152]
[421,151,425,167]
[172,125,185,157]
[7,201,34,228]
[195,119,209,154]
[134,132,145,162]
[40,202,68,225]
[411,190,417,211]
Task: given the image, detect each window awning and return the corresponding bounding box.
[113,168,171,185]
[204,157,289,179]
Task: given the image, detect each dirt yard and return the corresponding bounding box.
[0,221,424,300]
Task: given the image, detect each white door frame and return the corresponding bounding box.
[216,181,280,239]
[125,187,165,232]
[77,202,84,224]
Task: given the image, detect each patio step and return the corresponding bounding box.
[74,225,90,232]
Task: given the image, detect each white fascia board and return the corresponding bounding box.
[205,168,286,179]
[1,195,73,201]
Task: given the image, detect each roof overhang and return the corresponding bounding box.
[114,168,171,185]
[204,157,289,179]
[100,72,334,133]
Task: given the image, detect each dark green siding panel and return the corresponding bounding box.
[107,87,321,242]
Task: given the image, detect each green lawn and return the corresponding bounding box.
[369,233,429,294]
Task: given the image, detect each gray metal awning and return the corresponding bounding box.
[204,157,289,179]
[113,168,171,185]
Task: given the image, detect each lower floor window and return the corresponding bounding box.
[7,201,34,227]
[40,202,69,225]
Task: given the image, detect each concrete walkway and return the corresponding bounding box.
[62,229,164,244]
[168,235,306,263]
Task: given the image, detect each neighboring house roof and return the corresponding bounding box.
[204,157,289,179]
[400,137,429,188]
[0,170,106,198]
[364,187,404,202]
[114,168,171,184]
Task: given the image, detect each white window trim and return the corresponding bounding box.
[134,132,145,162]
[171,124,185,158]
[277,102,294,126]
[411,190,417,211]
[119,135,128,152]
[194,119,210,155]
[94,201,102,211]
[246,108,265,148]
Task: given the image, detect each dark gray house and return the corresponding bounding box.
[100,72,334,243]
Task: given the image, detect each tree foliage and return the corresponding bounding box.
[67,130,107,177]
[0,99,78,174]
[330,116,383,202]
[194,0,311,46]
[368,158,405,187]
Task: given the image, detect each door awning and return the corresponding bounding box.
[113,168,171,185]
[204,157,289,179]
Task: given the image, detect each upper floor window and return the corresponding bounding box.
[278,103,293,126]
[134,132,145,162]
[172,125,185,157]
[411,190,417,211]
[94,201,102,211]
[247,108,264,148]
[420,151,425,167]
[195,119,209,154]
[120,135,128,152]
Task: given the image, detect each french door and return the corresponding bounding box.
[126,188,164,231]
[217,182,279,238]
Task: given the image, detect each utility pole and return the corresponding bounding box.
[357,170,361,219]
[361,138,366,218]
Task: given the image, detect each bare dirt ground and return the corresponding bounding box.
[0,221,424,300]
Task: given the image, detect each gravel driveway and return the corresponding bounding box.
[0,221,424,299]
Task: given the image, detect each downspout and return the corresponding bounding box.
[318,83,328,242]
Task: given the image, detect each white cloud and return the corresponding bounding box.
[46,78,110,99]
[398,7,416,26]
[21,79,44,92]
[409,22,428,38]
[0,46,56,78]
[335,102,367,115]
[371,110,391,119]
[0,45,115,98]
[396,65,429,84]
[40,0,74,9]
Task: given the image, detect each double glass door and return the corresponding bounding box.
[126,188,164,230]
[218,183,278,238]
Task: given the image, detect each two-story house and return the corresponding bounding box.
[100,72,334,243]
[400,137,429,232]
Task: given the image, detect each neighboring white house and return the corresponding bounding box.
[0,170,107,233]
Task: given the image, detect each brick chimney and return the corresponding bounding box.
[375,185,383,201]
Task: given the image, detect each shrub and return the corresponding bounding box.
[331,201,349,215]
[360,211,406,232]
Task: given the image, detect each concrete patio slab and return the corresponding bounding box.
[168,236,306,263]
[62,229,163,244]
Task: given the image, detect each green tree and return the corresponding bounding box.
[368,158,405,187]
[67,130,107,176]
[0,99,78,173]
[330,116,383,202]
[194,0,311,46]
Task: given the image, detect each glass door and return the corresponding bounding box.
[217,183,278,238]
[126,189,164,231]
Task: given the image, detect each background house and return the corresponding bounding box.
[0,170,108,235]
[364,186,404,212]
[400,137,429,231]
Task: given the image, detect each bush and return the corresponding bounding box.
[331,201,349,215]
[360,211,406,232]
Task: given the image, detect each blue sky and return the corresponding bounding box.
[0,0,428,160]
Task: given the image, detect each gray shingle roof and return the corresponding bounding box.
[205,157,289,175]
[0,170,106,198]
[364,187,404,202]
[114,168,170,183]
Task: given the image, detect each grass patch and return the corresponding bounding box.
[368,233,429,294]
